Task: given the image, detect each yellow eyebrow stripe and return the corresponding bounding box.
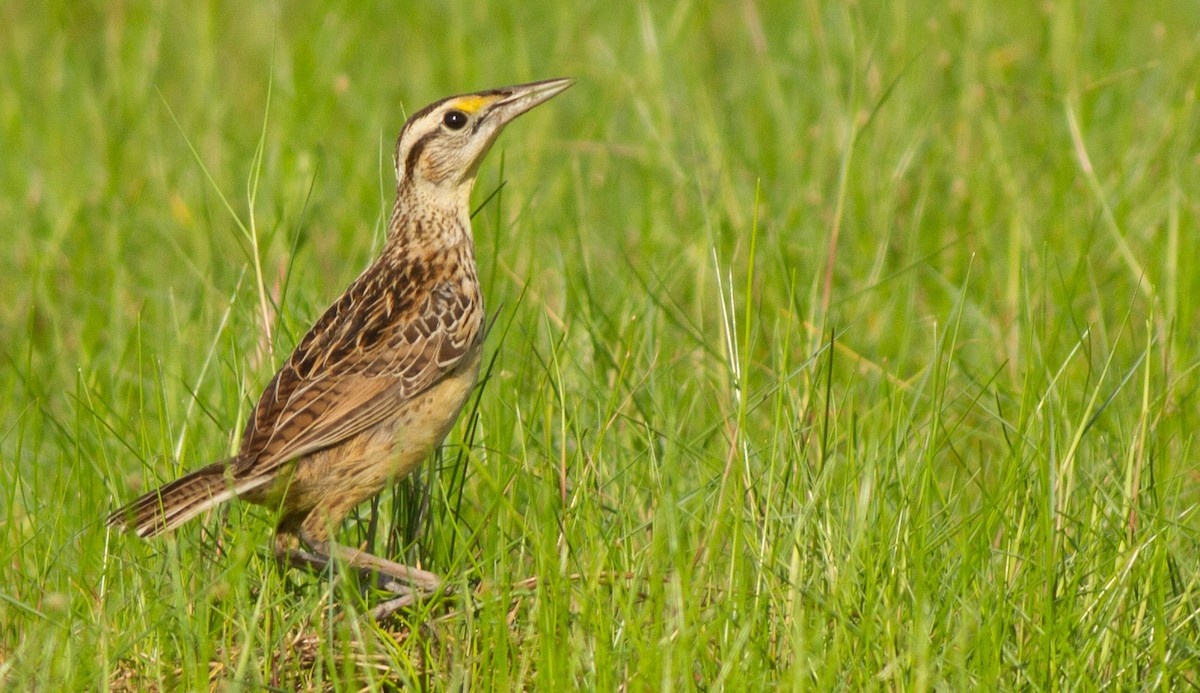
[451,95,492,114]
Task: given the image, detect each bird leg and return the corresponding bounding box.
[273,522,442,617]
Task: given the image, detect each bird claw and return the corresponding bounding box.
[276,541,443,618]
[369,592,418,620]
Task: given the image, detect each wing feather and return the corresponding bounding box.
[232,260,481,478]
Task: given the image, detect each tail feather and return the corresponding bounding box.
[106,460,261,538]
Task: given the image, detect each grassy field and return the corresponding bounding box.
[3,1,1200,689]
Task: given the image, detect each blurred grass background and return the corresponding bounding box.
[2,0,1199,689]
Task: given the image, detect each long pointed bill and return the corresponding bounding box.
[485,77,575,126]
[442,78,573,184]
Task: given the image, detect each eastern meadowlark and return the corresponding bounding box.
[107,78,573,603]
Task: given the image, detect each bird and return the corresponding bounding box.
[107,78,573,601]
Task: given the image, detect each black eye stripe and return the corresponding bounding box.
[403,131,436,181]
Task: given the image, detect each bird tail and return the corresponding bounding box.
[106,459,254,538]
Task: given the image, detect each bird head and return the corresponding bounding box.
[392,78,573,206]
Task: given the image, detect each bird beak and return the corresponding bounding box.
[485,78,574,125]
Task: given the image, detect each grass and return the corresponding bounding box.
[3,0,1200,689]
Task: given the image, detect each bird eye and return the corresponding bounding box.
[443,110,468,130]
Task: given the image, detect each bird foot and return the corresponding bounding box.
[275,540,442,617]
